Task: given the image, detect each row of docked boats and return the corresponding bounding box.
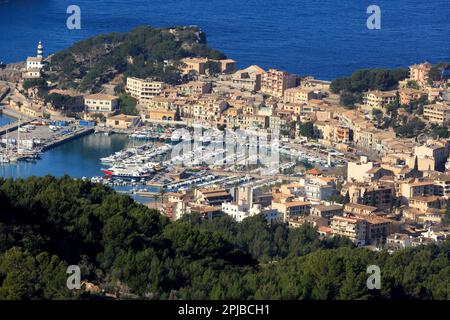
[100,143,173,179]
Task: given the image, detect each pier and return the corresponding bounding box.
[41,127,94,151]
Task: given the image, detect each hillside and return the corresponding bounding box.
[0,176,449,300]
[45,26,226,92]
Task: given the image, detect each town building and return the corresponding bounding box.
[423,102,450,126]
[310,204,343,219]
[126,77,165,102]
[386,233,413,250]
[261,69,297,98]
[180,57,209,75]
[106,114,140,129]
[194,187,233,206]
[84,93,119,114]
[330,215,367,246]
[271,198,310,222]
[304,177,336,201]
[231,65,265,91]
[409,62,432,85]
[283,87,315,104]
[363,90,397,109]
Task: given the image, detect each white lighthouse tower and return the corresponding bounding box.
[24,41,44,79]
[37,41,43,58]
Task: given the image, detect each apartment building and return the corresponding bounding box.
[231,65,265,91]
[409,62,432,84]
[261,69,297,98]
[283,87,315,104]
[126,77,165,102]
[217,59,237,74]
[180,57,209,75]
[344,203,379,216]
[177,81,212,96]
[363,90,397,109]
[310,204,343,219]
[347,156,376,183]
[84,93,119,114]
[330,215,367,246]
[414,142,449,172]
[399,88,428,105]
[221,202,278,222]
[386,233,413,250]
[271,199,310,222]
[364,216,393,245]
[423,102,450,125]
[433,174,450,197]
[345,183,394,210]
[194,187,232,206]
[399,180,435,204]
[408,196,444,213]
[304,177,336,201]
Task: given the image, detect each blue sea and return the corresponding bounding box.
[0,0,449,80]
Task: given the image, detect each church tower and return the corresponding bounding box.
[37,41,43,58]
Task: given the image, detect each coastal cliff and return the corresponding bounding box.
[45,26,226,92]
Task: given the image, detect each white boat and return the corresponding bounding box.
[101,166,154,179]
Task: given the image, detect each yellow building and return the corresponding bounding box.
[400,88,427,105]
[423,102,450,125]
[180,57,209,75]
[145,109,177,121]
[106,114,140,129]
[20,104,44,118]
[399,180,435,204]
[84,93,119,114]
[231,65,265,91]
[271,199,310,222]
[126,77,165,102]
[284,87,315,104]
[363,90,397,109]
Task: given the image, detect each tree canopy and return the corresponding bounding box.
[330,68,408,94]
[0,176,449,300]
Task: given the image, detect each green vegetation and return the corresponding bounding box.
[299,122,315,138]
[0,177,449,300]
[372,109,383,127]
[45,93,80,111]
[47,26,226,92]
[22,78,47,91]
[395,117,426,138]
[406,80,420,90]
[119,93,138,116]
[429,62,450,83]
[430,125,450,139]
[330,68,409,94]
[340,92,361,108]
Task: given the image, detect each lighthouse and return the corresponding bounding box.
[37,41,43,58]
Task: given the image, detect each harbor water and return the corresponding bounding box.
[0,113,14,127]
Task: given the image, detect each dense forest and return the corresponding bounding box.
[45,26,226,92]
[0,177,449,300]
